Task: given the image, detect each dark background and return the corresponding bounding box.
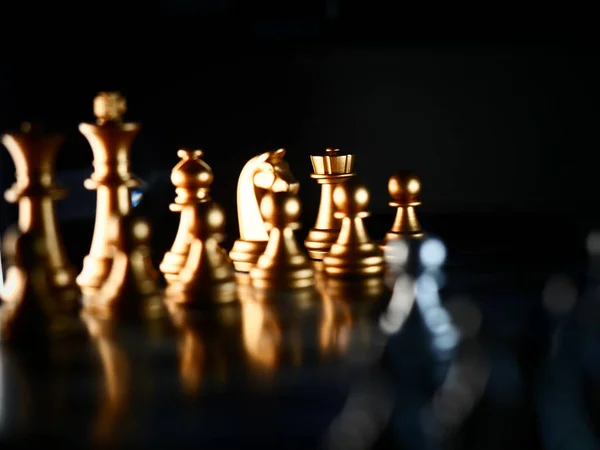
[0,1,598,252]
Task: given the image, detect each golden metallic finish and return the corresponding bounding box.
[2,123,79,310]
[322,179,385,278]
[77,92,143,295]
[0,229,79,343]
[249,191,315,290]
[305,148,356,260]
[82,215,164,320]
[385,171,425,241]
[229,149,299,272]
[161,150,235,305]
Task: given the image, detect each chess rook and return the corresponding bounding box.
[77,92,143,295]
[229,149,299,272]
[304,148,355,260]
[2,123,78,310]
[384,171,424,242]
[163,150,236,304]
[249,191,315,290]
[322,179,384,278]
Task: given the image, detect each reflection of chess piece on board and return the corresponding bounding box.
[77,92,143,295]
[305,148,355,260]
[238,283,282,374]
[384,171,424,242]
[323,179,385,278]
[229,149,299,272]
[0,229,76,344]
[250,191,315,290]
[2,123,78,310]
[82,313,131,444]
[82,215,163,320]
[162,150,235,305]
[316,277,353,358]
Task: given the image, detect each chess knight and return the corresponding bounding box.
[229,149,299,272]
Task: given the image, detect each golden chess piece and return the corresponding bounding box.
[384,171,424,242]
[160,149,212,282]
[229,149,299,272]
[77,92,143,295]
[82,215,164,321]
[323,179,385,278]
[162,150,235,305]
[2,123,79,310]
[305,148,355,260]
[0,229,78,344]
[249,191,315,290]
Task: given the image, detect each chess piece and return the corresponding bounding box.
[249,191,315,290]
[82,215,163,320]
[2,123,78,310]
[323,179,385,278]
[229,149,299,272]
[0,228,76,343]
[77,92,143,295]
[162,150,235,305]
[384,171,424,242]
[160,149,212,281]
[305,148,355,260]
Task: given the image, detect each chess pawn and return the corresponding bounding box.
[249,191,315,290]
[77,92,143,295]
[323,179,385,278]
[82,215,163,320]
[2,123,78,310]
[229,149,299,272]
[0,228,76,344]
[305,148,355,260]
[384,171,424,242]
[165,201,236,305]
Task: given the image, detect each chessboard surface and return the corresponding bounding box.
[1,211,599,449]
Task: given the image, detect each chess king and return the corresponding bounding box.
[229,148,299,272]
[76,92,143,295]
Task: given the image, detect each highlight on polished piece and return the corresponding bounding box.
[384,170,424,241]
[249,190,315,290]
[322,178,385,278]
[77,92,143,295]
[304,148,355,260]
[2,122,79,311]
[229,148,299,272]
[163,150,236,305]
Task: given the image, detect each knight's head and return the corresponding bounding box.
[253,149,299,194]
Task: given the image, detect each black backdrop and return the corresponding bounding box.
[0,2,598,250]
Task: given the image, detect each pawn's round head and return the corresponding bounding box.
[388,171,421,205]
[260,191,301,230]
[333,179,370,218]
